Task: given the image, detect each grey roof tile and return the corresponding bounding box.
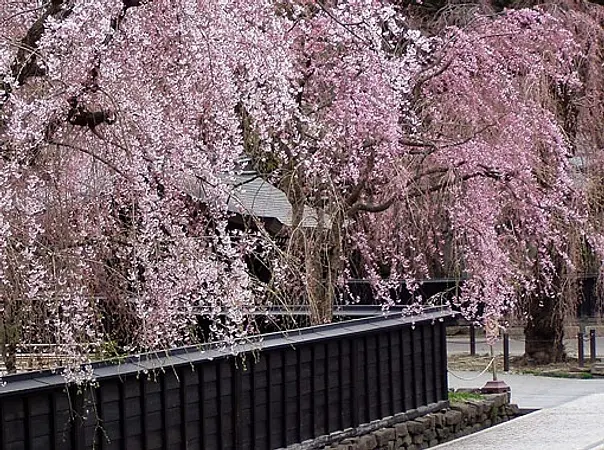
[187,171,328,228]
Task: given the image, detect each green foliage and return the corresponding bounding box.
[519,368,594,379]
[448,390,484,403]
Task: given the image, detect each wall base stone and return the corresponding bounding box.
[285,394,522,450]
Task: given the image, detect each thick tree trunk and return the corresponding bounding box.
[524,294,565,364]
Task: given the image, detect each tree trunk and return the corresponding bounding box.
[524,294,565,364]
[303,209,342,326]
[282,162,344,326]
[306,240,334,325]
[1,299,17,373]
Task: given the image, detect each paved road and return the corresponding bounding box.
[440,371,604,449]
[439,329,604,448]
[448,370,604,409]
[432,393,604,450]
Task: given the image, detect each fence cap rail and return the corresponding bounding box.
[0,306,453,395]
[194,304,451,317]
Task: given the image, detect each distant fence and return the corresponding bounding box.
[341,276,604,319]
[0,308,451,450]
[577,275,603,319]
[340,279,462,307]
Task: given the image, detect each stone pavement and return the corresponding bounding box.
[432,393,604,450]
[436,371,604,449]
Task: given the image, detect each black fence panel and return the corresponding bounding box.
[578,275,603,318]
[0,308,451,450]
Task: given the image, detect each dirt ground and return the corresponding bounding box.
[447,319,604,378]
[448,353,598,378]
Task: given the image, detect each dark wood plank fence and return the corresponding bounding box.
[0,308,451,450]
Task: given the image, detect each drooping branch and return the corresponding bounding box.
[48,140,128,178]
[348,162,517,216]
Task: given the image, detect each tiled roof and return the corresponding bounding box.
[186,171,326,228]
[226,173,323,228]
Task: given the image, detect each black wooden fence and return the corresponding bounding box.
[0,308,451,450]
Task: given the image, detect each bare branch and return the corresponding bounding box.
[315,1,370,46]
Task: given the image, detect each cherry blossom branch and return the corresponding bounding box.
[48,140,129,178]
[11,0,69,85]
[315,1,370,46]
[349,161,517,216]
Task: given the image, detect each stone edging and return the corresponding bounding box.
[286,394,521,450]
[284,401,449,450]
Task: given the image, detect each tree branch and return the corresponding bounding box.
[67,97,116,129]
[345,147,376,207]
[409,165,516,198]
[412,52,453,101]
[10,0,70,85]
[49,140,129,178]
[68,109,116,128]
[349,195,397,214]
[348,162,516,215]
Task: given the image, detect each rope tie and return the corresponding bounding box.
[447,357,496,381]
